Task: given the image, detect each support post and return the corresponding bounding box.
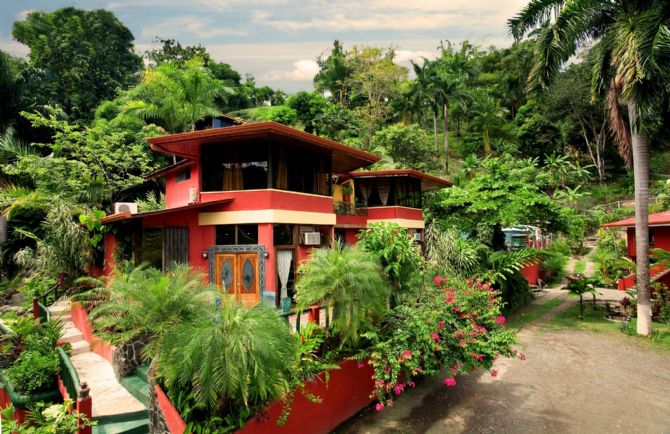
[76,382,92,434]
[32,298,39,321]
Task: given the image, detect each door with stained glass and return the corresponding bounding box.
[213,252,260,306]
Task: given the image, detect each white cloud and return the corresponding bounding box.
[261,59,319,82]
[16,10,33,20]
[140,16,246,40]
[0,37,29,57]
[394,50,438,64]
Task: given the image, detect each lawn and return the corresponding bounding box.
[506,297,565,329]
[547,301,670,353]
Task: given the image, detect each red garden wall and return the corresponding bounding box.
[155,359,375,434]
[237,359,374,434]
[70,302,115,363]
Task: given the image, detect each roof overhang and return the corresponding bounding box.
[601,211,670,228]
[146,122,380,173]
[342,169,452,192]
[144,159,195,181]
[101,199,233,225]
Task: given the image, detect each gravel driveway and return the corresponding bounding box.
[335,290,670,434]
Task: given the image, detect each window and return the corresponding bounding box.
[215,224,258,245]
[272,143,331,195]
[202,143,268,191]
[176,168,191,182]
[163,227,189,267]
[355,177,422,208]
[273,224,295,245]
[141,228,163,269]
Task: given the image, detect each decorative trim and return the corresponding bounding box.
[207,245,266,301]
[199,210,336,226]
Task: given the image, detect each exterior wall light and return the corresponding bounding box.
[201,250,209,259]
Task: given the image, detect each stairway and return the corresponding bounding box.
[48,300,150,434]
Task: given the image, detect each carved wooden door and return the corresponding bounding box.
[213,252,260,307]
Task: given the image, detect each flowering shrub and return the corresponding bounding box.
[367,276,520,408]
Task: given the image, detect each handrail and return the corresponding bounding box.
[57,346,82,401]
[40,284,63,307]
[333,201,368,216]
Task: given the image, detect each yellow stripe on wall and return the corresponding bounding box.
[199,210,337,226]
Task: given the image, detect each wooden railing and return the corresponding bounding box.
[57,338,93,434]
[333,201,368,216]
[32,283,63,323]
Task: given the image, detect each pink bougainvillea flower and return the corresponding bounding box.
[432,332,440,342]
[438,321,444,330]
[444,377,457,387]
[375,403,384,412]
[375,381,385,387]
[444,295,455,304]
[409,381,416,388]
[491,369,498,377]
[459,339,467,347]
[520,353,527,361]
[394,384,403,395]
[495,316,506,325]
[453,306,461,313]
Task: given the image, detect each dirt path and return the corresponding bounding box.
[335,290,670,434]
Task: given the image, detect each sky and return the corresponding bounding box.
[0,0,527,93]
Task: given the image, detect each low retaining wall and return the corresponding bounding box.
[238,359,375,434]
[70,302,115,363]
[150,359,375,434]
[521,262,541,286]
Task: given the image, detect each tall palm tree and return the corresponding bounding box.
[510,0,670,335]
[124,57,231,133]
[409,59,439,145]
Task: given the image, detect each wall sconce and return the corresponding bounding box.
[201,250,209,259]
[263,251,270,259]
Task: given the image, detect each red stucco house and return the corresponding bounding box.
[101,122,451,309]
[601,210,670,290]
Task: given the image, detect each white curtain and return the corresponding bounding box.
[277,250,293,299]
[359,181,373,206]
[377,179,391,206]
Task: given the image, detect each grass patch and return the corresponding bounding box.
[547,301,670,353]
[507,297,565,329]
[573,259,586,275]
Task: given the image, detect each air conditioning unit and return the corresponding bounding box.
[413,232,422,242]
[189,187,199,204]
[302,232,322,246]
[113,202,137,214]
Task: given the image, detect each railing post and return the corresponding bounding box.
[307,304,320,325]
[32,297,39,321]
[76,382,92,434]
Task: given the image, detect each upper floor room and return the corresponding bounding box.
[145,122,379,208]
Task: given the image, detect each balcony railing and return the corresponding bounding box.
[333,201,368,216]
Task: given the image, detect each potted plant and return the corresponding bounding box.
[341,182,353,203]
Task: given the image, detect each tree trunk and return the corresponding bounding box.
[443,104,449,172]
[628,97,652,336]
[433,112,438,149]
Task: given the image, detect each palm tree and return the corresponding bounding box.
[88,263,215,357]
[124,57,231,133]
[295,242,389,349]
[509,0,670,335]
[409,59,439,145]
[471,93,508,155]
[156,299,295,411]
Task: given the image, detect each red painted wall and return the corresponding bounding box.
[626,226,670,259]
[367,206,423,222]
[155,385,187,434]
[200,190,333,213]
[335,214,367,228]
[103,233,117,276]
[70,302,115,363]
[165,165,199,209]
[521,262,540,285]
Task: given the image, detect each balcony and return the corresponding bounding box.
[333,201,368,216]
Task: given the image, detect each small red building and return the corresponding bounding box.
[601,210,670,290]
[102,122,451,309]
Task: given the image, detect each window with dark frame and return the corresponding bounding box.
[176,168,191,183]
[215,224,259,245]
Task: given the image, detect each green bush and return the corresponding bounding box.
[7,350,60,394]
[498,270,534,314]
[541,249,568,285]
[357,222,422,306]
[367,276,518,408]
